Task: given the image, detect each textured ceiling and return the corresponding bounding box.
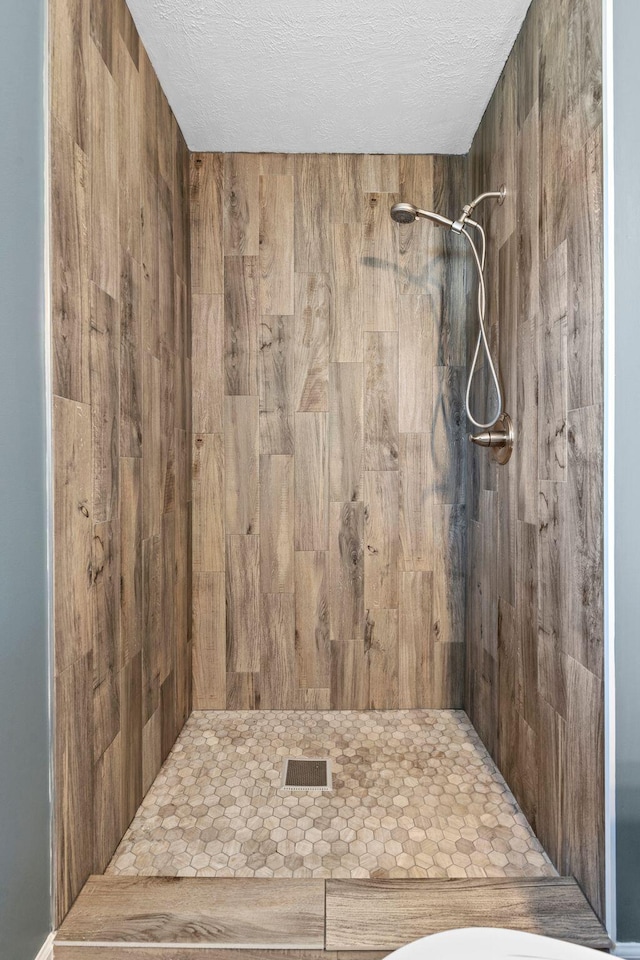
[126,0,532,154]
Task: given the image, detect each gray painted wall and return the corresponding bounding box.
[614,0,640,944]
[0,1,51,958]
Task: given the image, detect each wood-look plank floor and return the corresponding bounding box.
[56,877,325,947]
[54,877,609,954]
[53,943,348,960]
[325,878,610,951]
[55,952,386,960]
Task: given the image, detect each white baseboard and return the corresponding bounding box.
[34,931,55,960]
[613,944,640,959]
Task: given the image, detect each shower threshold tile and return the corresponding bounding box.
[107,710,557,880]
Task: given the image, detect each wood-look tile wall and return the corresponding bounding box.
[190,153,467,711]
[50,0,192,922]
[465,0,604,918]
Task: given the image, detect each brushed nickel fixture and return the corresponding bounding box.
[391,187,514,462]
[470,412,514,465]
[389,202,456,229]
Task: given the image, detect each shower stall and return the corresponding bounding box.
[49,0,606,950]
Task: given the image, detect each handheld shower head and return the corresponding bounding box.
[390,202,455,230]
[390,202,418,224]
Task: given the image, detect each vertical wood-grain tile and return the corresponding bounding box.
[564,656,604,916]
[88,44,119,299]
[294,551,330,691]
[119,250,142,458]
[89,0,115,73]
[191,153,223,296]
[224,396,259,536]
[398,434,433,572]
[54,397,93,675]
[566,0,602,152]
[433,504,466,647]
[224,153,260,256]
[192,433,224,573]
[399,571,433,708]
[224,256,259,396]
[566,405,603,677]
[258,316,295,454]
[91,519,121,759]
[259,153,295,176]
[160,514,176,688]
[142,351,161,539]
[116,36,141,262]
[363,154,400,193]
[539,241,568,482]
[226,671,259,710]
[294,154,331,272]
[433,366,465,505]
[364,332,399,472]
[118,1,140,67]
[330,501,364,643]
[141,534,161,723]
[140,169,159,357]
[156,185,175,356]
[327,154,364,225]
[362,193,399,331]
[330,640,369,710]
[192,294,224,434]
[141,709,161,796]
[119,457,142,664]
[90,284,119,523]
[538,480,568,656]
[192,571,226,709]
[51,0,89,151]
[397,155,435,296]
[364,471,399,612]
[329,363,363,503]
[120,651,142,825]
[517,103,540,323]
[535,696,566,868]
[567,129,604,410]
[260,455,294,594]
[260,593,296,708]
[226,535,260,674]
[366,608,399,709]
[51,117,90,403]
[295,273,330,413]
[294,413,329,551]
[259,175,294,315]
[94,732,123,875]
[330,224,363,363]
[516,317,539,524]
[398,295,435,433]
[539,10,568,260]
[55,653,94,918]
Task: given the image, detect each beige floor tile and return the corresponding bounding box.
[107,710,556,880]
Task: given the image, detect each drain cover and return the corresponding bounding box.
[281,758,332,791]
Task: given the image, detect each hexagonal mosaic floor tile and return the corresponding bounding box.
[107,710,556,880]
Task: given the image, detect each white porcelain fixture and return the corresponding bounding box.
[385,928,607,960]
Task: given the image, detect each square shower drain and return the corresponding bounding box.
[280,757,332,791]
